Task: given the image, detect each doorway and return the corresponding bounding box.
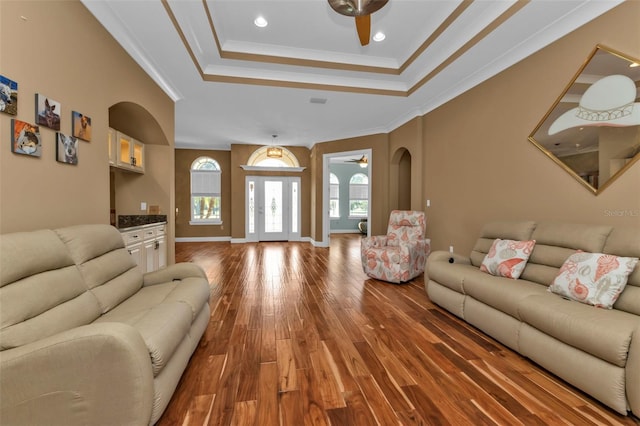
[246,176,301,242]
[322,149,372,247]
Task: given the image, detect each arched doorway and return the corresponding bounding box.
[391,148,412,210]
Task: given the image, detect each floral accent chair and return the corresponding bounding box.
[361,210,431,283]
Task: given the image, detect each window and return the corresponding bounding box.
[329,173,340,218]
[247,146,300,167]
[349,173,368,218]
[190,157,221,224]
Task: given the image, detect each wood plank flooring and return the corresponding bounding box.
[158,234,640,426]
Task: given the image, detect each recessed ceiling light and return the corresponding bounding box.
[373,32,385,42]
[630,62,639,68]
[254,16,268,28]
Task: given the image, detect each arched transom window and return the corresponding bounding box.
[247,146,300,167]
[190,157,222,224]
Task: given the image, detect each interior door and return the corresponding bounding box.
[246,176,300,242]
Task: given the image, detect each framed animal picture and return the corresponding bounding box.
[35,93,61,130]
[56,132,78,165]
[0,75,18,115]
[72,111,92,141]
[11,119,41,157]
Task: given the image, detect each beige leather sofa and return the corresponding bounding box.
[0,224,211,425]
[425,221,640,417]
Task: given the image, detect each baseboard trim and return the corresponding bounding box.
[176,236,331,246]
[311,239,330,248]
[175,236,231,242]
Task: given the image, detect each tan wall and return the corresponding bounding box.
[0,1,176,260]
[175,149,231,238]
[422,0,640,255]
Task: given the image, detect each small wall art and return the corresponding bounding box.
[35,93,61,130]
[11,119,41,157]
[72,111,92,141]
[56,132,78,165]
[0,75,18,115]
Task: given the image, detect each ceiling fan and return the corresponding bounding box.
[328,0,389,46]
[346,154,369,167]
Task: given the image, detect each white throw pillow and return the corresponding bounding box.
[549,251,639,309]
[480,239,536,279]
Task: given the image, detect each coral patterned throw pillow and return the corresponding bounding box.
[480,239,536,279]
[549,252,639,309]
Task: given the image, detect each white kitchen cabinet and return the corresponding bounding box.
[114,131,145,173]
[143,232,157,273]
[121,223,166,272]
[156,227,167,270]
[121,228,144,269]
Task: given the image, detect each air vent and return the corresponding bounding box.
[309,97,327,104]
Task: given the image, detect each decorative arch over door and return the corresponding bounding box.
[247,146,300,167]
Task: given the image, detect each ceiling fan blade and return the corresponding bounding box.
[346,155,368,163]
[355,15,370,46]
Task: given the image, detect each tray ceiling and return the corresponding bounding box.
[82,0,623,150]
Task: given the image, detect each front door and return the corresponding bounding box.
[246,176,301,242]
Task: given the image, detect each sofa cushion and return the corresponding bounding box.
[603,226,640,316]
[95,301,193,376]
[426,261,476,294]
[517,222,613,287]
[107,279,210,322]
[518,294,639,367]
[0,230,101,350]
[549,252,638,309]
[470,221,537,267]
[462,271,547,319]
[530,222,612,253]
[480,239,536,279]
[55,225,143,313]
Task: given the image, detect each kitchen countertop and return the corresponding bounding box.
[117,214,167,231]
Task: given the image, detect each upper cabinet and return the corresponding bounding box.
[109,128,145,173]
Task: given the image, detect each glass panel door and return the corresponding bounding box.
[246,176,300,242]
[262,180,285,238]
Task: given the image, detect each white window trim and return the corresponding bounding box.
[191,157,222,223]
[240,165,305,172]
[189,219,223,225]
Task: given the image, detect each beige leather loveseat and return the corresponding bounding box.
[0,224,211,425]
[425,221,640,417]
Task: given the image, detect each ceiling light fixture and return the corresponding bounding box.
[267,147,283,158]
[254,16,268,28]
[630,62,639,68]
[266,134,282,158]
[372,32,385,42]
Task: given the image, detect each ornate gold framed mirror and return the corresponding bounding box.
[528,45,640,194]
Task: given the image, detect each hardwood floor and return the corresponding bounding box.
[158,234,639,426]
